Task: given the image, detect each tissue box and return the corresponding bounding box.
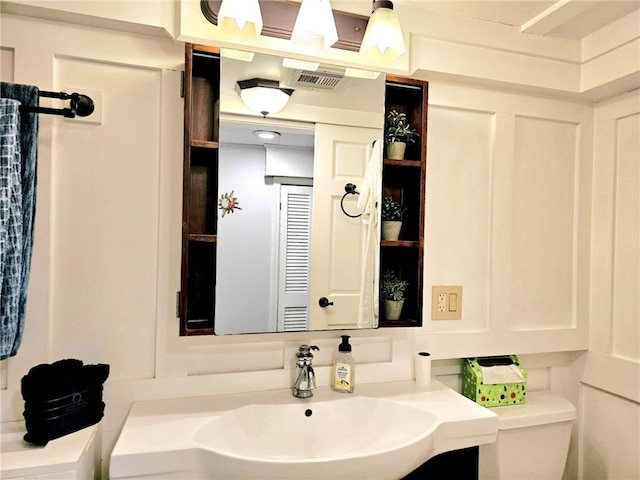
[462,355,527,407]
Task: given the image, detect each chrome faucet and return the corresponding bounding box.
[293,345,319,398]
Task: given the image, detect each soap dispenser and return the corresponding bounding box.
[332,335,355,393]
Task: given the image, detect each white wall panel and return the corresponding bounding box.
[511,116,578,331]
[584,89,640,479]
[612,113,640,361]
[581,385,640,480]
[590,90,640,361]
[50,57,162,380]
[425,106,493,332]
[0,47,14,83]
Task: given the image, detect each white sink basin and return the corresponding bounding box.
[110,381,498,480]
[193,396,437,478]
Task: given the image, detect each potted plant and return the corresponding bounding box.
[380,270,409,321]
[384,110,418,160]
[381,196,406,241]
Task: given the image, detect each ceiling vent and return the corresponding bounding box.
[281,66,347,92]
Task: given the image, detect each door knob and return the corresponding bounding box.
[319,297,334,308]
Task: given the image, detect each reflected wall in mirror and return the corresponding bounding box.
[187,47,385,335]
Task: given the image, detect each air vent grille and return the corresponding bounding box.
[297,72,342,89]
[282,68,346,91]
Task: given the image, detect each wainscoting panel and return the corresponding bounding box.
[424,105,494,333]
[50,56,163,381]
[511,116,579,331]
[611,112,640,361]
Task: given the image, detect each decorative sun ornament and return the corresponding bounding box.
[218,191,241,217]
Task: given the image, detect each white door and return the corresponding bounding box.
[277,185,313,332]
[309,123,382,330]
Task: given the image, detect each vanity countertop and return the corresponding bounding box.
[0,421,99,479]
[111,380,498,479]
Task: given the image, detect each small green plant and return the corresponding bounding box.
[384,110,418,145]
[380,270,409,301]
[381,196,406,221]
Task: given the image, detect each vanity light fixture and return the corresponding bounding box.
[217,0,263,40]
[359,0,406,62]
[202,1,408,62]
[235,78,294,117]
[253,130,281,140]
[291,0,339,50]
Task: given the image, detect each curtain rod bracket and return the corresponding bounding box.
[19,90,95,118]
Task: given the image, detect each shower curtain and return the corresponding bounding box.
[0,82,39,360]
[356,140,382,328]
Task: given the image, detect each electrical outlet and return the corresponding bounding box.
[437,293,446,312]
[431,286,463,320]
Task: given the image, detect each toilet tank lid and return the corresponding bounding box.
[490,391,576,430]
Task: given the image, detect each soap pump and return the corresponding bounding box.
[332,335,355,393]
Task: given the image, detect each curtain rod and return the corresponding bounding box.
[20,90,95,118]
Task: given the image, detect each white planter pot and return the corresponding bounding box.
[386,141,407,160]
[383,300,404,321]
[382,221,402,241]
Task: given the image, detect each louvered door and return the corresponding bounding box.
[277,185,313,332]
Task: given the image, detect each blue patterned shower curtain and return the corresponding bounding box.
[0,83,38,360]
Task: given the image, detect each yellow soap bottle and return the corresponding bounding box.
[332,335,355,393]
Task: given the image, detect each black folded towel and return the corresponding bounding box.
[21,359,109,445]
[23,401,106,445]
[21,359,109,401]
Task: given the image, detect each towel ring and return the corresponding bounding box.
[340,183,362,218]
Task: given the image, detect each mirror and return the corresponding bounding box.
[214,49,385,334]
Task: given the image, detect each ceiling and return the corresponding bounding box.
[220,121,314,147]
[409,1,639,39]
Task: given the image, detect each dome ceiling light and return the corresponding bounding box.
[235,79,295,118]
[253,130,282,140]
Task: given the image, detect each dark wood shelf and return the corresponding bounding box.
[381,240,419,248]
[384,158,422,167]
[189,234,217,243]
[381,76,428,327]
[191,139,219,149]
[181,43,221,337]
[185,327,214,336]
[379,319,420,327]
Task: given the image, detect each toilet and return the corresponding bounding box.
[479,391,576,480]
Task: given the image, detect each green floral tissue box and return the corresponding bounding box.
[462,355,527,407]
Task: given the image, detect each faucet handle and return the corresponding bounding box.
[297,345,319,362]
[298,345,319,353]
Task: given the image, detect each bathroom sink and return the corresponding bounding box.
[110,381,498,480]
[193,396,437,478]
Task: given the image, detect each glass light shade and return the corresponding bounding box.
[360,6,406,62]
[218,0,263,40]
[291,0,339,50]
[239,87,291,116]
